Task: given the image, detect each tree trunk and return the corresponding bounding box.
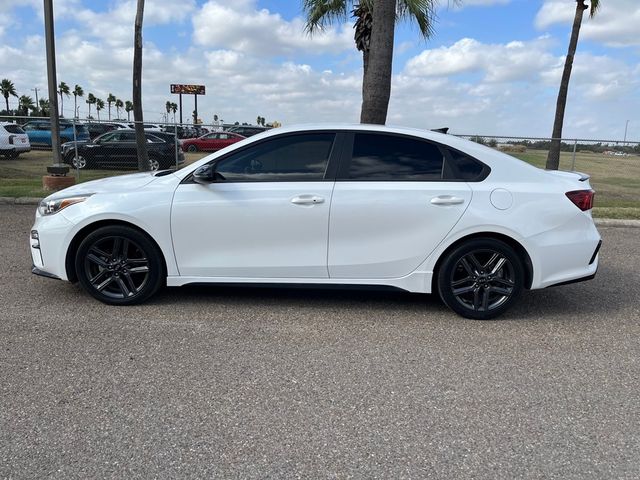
[546,0,587,170]
[4,96,8,113]
[133,0,149,171]
[360,0,395,125]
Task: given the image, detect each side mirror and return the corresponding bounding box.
[193,164,225,184]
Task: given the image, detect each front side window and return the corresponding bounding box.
[215,133,335,182]
[348,133,444,181]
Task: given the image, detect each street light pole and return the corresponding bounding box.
[43,0,63,165]
[623,120,630,144]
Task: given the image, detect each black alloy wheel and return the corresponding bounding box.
[187,144,198,152]
[437,238,524,320]
[75,225,164,305]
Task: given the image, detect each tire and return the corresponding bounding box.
[69,154,87,169]
[187,144,198,152]
[75,225,165,305]
[149,157,160,171]
[437,238,524,320]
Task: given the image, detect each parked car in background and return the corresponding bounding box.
[84,122,119,140]
[226,125,270,137]
[0,122,31,158]
[61,130,183,170]
[128,123,163,132]
[181,131,245,152]
[22,120,90,148]
[33,124,601,319]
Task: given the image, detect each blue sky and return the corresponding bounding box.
[1,0,638,139]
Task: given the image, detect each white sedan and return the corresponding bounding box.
[30,124,601,319]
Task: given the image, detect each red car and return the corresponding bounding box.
[181,132,245,152]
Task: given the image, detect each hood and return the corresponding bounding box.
[44,171,159,201]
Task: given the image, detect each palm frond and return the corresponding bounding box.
[588,0,600,18]
[303,0,352,34]
[397,0,437,39]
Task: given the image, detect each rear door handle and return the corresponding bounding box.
[430,195,465,206]
[291,195,325,205]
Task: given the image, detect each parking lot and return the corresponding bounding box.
[1,204,639,478]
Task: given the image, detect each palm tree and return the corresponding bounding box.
[39,98,50,116]
[304,0,435,124]
[95,98,105,121]
[170,102,178,122]
[1,78,18,113]
[18,95,36,116]
[106,93,116,121]
[58,81,70,117]
[133,0,150,171]
[86,93,96,119]
[125,100,134,121]
[72,84,84,118]
[115,99,124,119]
[546,0,600,170]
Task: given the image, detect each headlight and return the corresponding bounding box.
[38,195,92,216]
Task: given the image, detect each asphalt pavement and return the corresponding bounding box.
[1,205,639,479]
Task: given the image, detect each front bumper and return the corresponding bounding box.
[32,265,61,280]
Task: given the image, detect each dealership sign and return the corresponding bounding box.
[170,84,206,95]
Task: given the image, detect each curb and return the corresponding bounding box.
[1,196,639,227]
[0,197,42,205]
[594,218,640,228]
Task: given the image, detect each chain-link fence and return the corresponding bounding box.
[1,115,638,213]
[455,134,640,211]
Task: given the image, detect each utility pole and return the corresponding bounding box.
[43,0,63,165]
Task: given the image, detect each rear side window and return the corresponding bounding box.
[215,133,335,182]
[442,149,486,181]
[348,133,444,180]
[4,124,25,134]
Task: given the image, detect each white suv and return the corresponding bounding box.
[0,122,31,158]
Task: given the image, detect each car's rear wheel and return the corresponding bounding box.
[437,238,524,320]
[149,157,160,171]
[75,226,164,305]
[187,144,198,152]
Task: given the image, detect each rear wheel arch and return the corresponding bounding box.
[431,232,534,293]
[65,220,167,283]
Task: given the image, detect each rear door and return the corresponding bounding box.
[328,132,478,279]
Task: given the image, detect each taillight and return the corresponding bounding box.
[566,190,595,211]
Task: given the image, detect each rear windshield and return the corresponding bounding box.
[3,124,25,134]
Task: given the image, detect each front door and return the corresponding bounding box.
[171,132,339,278]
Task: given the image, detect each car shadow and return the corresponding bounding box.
[144,262,627,321]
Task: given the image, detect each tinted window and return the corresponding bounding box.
[215,133,335,182]
[349,133,444,180]
[442,149,485,181]
[4,124,25,134]
[97,132,118,143]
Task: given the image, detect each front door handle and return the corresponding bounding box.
[291,195,325,205]
[430,195,465,206]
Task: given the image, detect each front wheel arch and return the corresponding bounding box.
[65,220,167,283]
[431,232,533,294]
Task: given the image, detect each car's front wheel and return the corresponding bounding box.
[68,154,87,169]
[187,144,198,152]
[75,225,165,305]
[437,238,524,320]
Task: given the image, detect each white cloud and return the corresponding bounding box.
[536,0,640,47]
[405,37,557,83]
[192,0,354,56]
